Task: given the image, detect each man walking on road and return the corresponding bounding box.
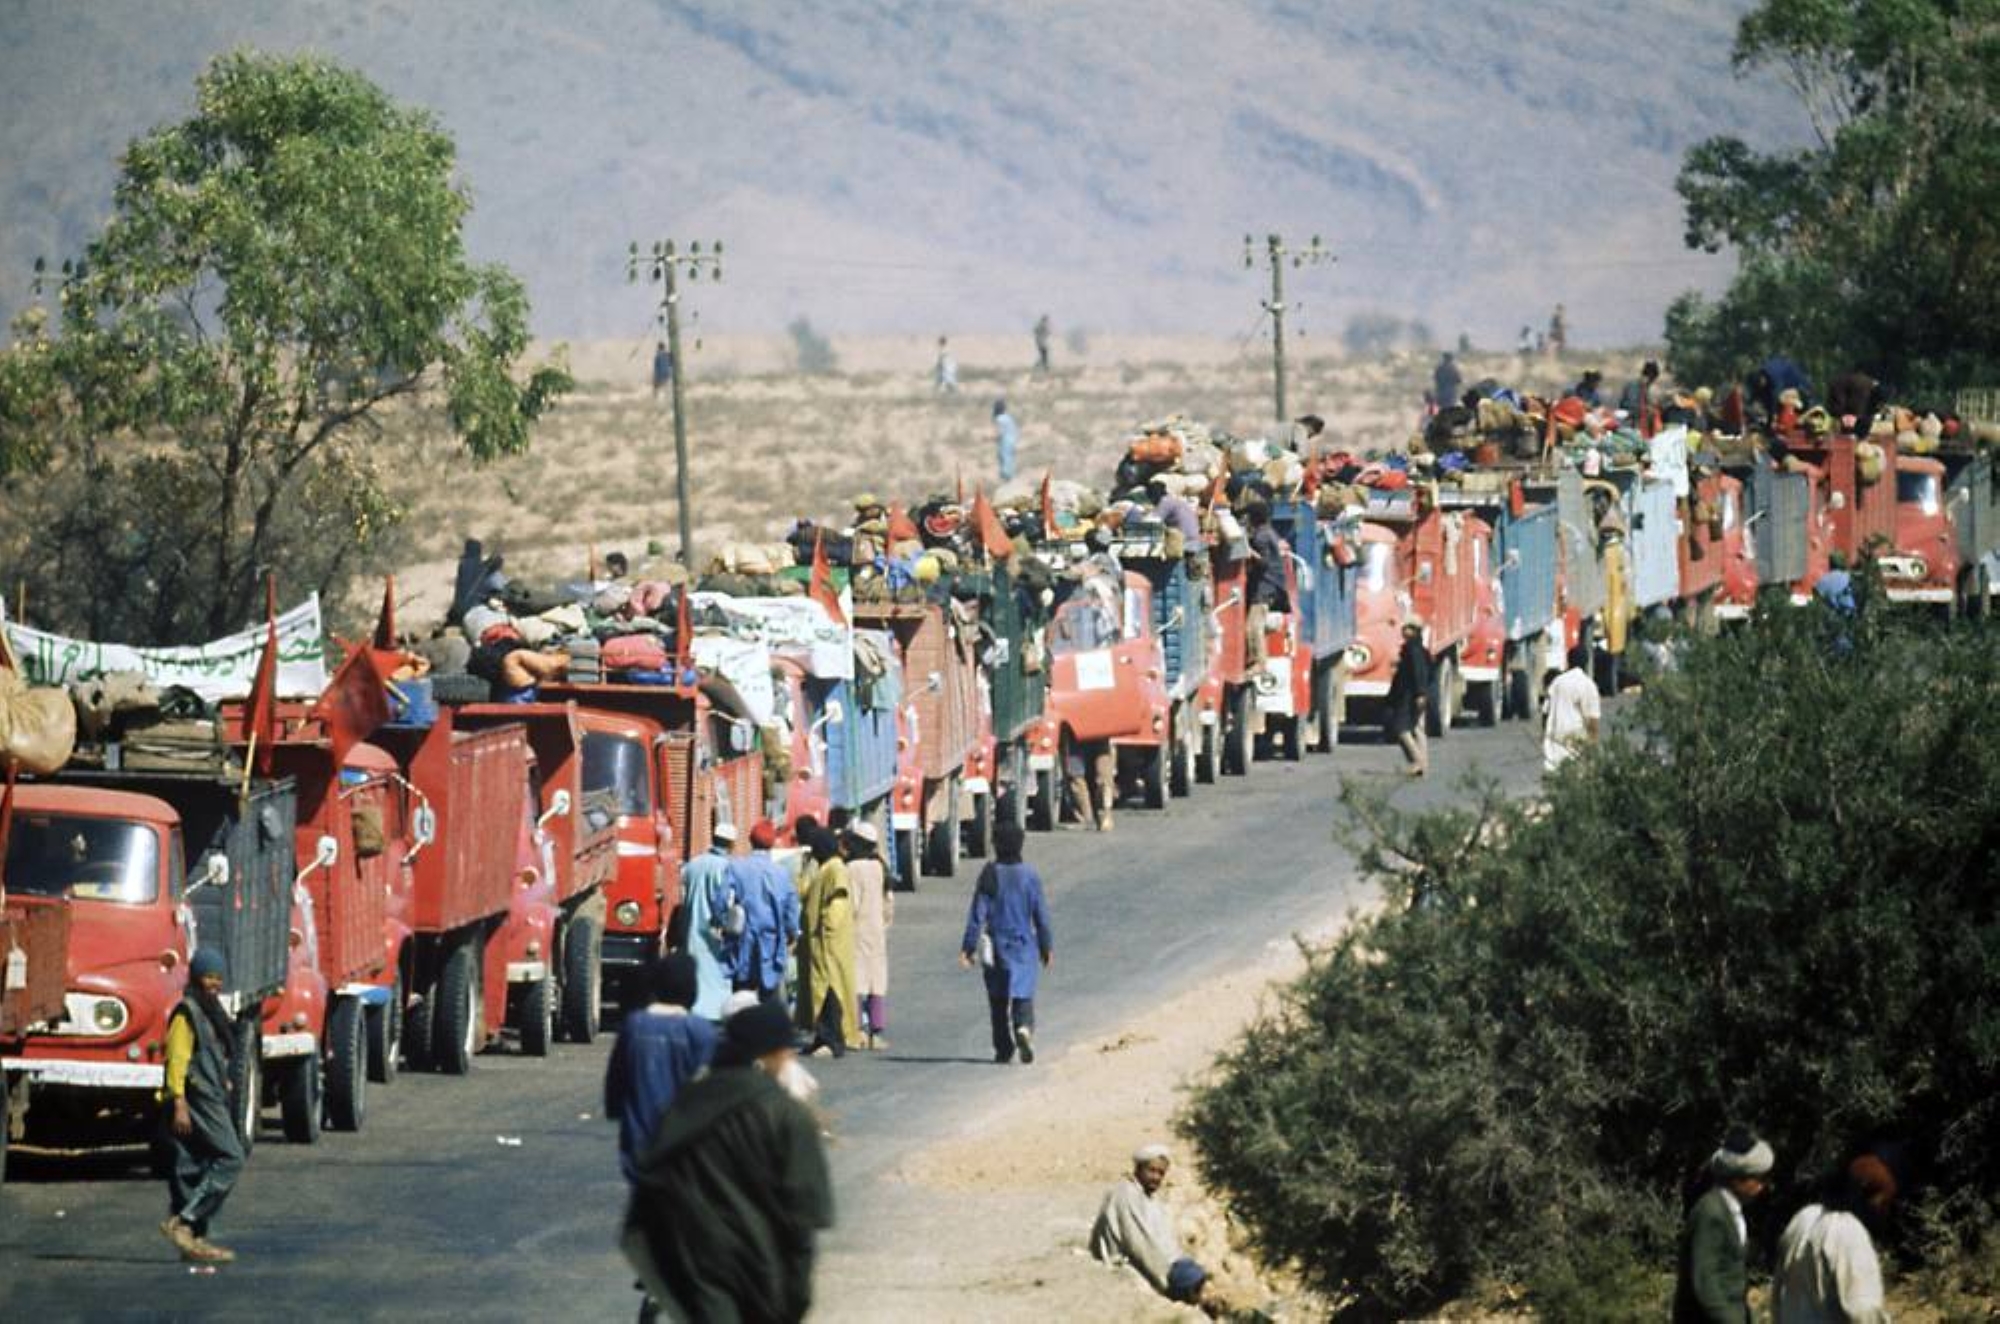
[1387,618,1431,777]
[159,948,246,1264]
[604,954,716,1184]
[730,821,800,1006]
[1542,644,1601,772]
[959,823,1053,1065]
[623,1000,835,1324]
[844,823,893,1050]
[798,829,861,1058]
[675,821,738,1021]
[1674,1128,1774,1324]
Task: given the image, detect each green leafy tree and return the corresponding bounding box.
[0,50,570,641]
[1183,606,2000,1315]
[1667,1,2000,394]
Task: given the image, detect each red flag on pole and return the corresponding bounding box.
[676,583,693,671]
[956,466,966,508]
[309,643,391,770]
[972,491,1013,560]
[810,532,849,626]
[372,575,397,652]
[1040,471,1057,539]
[245,580,281,775]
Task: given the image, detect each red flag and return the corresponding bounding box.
[810,532,849,626]
[972,491,1012,560]
[309,643,391,769]
[956,465,965,508]
[245,581,281,775]
[372,576,397,651]
[1204,468,1227,513]
[676,583,693,670]
[1040,471,1057,539]
[886,502,919,545]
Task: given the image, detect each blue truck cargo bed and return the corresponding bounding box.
[1270,501,1358,659]
[814,650,900,812]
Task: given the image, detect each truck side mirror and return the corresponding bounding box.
[822,699,846,727]
[537,788,572,829]
[925,672,944,693]
[1828,491,1847,511]
[1163,606,1185,632]
[188,853,230,894]
[412,805,438,849]
[315,834,340,868]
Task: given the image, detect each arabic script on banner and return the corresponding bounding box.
[0,595,330,700]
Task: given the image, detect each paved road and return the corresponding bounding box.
[1,719,1544,1320]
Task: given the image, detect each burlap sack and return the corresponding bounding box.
[2,667,78,775]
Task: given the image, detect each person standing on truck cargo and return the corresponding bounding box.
[1433,353,1463,414]
[675,822,739,1022]
[843,823,893,1050]
[1387,618,1431,777]
[622,999,835,1324]
[1244,500,1290,734]
[605,954,717,1184]
[159,948,246,1265]
[994,398,1020,483]
[799,830,861,1058]
[960,823,1054,1065]
[1542,645,1601,773]
[731,822,800,1006]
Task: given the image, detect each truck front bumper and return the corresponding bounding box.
[3,1056,165,1089]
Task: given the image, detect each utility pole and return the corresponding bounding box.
[1244,233,1335,424]
[628,238,723,569]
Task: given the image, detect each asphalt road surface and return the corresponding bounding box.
[1,718,1544,1321]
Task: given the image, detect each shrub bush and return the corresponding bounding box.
[1181,606,2000,1315]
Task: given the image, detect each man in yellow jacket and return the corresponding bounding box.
[797,828,861,1057]
[160,948,246,1264]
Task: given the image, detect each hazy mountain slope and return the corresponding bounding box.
[0,0,1807,345]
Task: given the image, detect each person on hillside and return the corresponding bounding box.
[1774,1153,1896,1324]
[1090,1143,1215,1313]
[1542,644,1602,772]
[1433,352,1463,414]
[1547,303,1568,355]
[159,948,247,1264]
[798,829,861,1058]
[675,821,738,1021]
[1387,618,1432,777]
[731,821,802,1006]
[1674,1128,1775,1324]
[622,1000,835,1324]
[651,341,673,399]
[604,954,717,1185]
[934,336,959,395]
[994,398,1020,483]
[844,823,893,1050]
[959,823,1054,1065]
[1033,314,1053,373]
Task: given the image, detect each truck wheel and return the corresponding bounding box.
[1427,657,1457,738]
[1222,687,1252,776]
[1169,719,1195,798]
[519,970,555,1058]
[403,976,439,1073]
[561,916,602,1046]
[1028,766,1056,832]
[963,790,992,859]
[1,1072,10,1186]
[231,1017,263,1151]
[324,995,368,1133]
[1311,667,1337,754]
[366,973,403,1084]
[1506,668,1533,722]
[1142,740,1168,809]
[1195,720,1217,783]
[892,827,920,891]
[434,940,481,1076]
[1594,647,1622,698]
[1472,677,1498,728]
[279,1052,323,1145]
[925,778,960,878]
[998,747,1028,831]
[1282,714,1304,762]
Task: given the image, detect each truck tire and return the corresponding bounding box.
[1472,677,1498,728]
[963,790,992,859]
[279,1052,323,1144]
[561,916,602,1046]
[429,672,489,704]
[1311,666,1337,754]
[366,973,403,1084]
[1506,668,1533,722]
[1169,718,1195,798]
[1426,656,1457,738]
[1594,647,1621,698]
[925,777,960,878]
[998,747,1027,831]
[1281,714,1304,762]
[1028,766,1056,832]
[324,995,367,1133]
[1142,740,1168,809]
[403,975,439,1073]
[1195,719,1218,783]
[519,970,555,1058]
[231,1017,262,1151]
[892,827,920,891]
[434,940,481,1076]
[1222,686,1252,776]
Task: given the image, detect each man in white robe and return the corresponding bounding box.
[1090,1143,1211,1308]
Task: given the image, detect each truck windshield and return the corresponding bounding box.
[1897,471,1941,516]
[4,814,162,904]
[1359,543,1395,592]
[1050,598,1118,656]
[581,733,651,817]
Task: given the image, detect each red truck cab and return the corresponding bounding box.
[1883,454,1958,605]
[1343,505,1491,735]
[1032,566,1172,819]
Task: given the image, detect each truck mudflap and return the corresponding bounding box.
[3,1057,165,1089]
[261,1031,317,1060]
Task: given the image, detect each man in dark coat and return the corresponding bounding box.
[1386,618,1431,776]
[623,1000,834,1323]
[159,947,246,1263]
[1674,1128,1774,1323]
[1432,353,1462,413]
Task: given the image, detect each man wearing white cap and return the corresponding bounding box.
[1090,1143,1211,1310]
[676,821,740,1021]
[1675,1127,1775,1323]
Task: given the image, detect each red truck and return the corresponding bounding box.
[1342,497,1492,737]
[1881,446,1998,615]
[538,679,763,997]
[1676,470,1750,631]
[852,601,983,888]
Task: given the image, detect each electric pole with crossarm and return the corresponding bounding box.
[1244,232,1335,425]
[628,238,723,568]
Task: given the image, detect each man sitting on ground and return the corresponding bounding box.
[1090,1143,1216,1313]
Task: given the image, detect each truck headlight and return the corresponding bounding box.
[1345,643,1373,672]
[615,900,643,928]
[61,992,131,1036]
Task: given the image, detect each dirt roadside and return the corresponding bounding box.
[808,915,1359,1323]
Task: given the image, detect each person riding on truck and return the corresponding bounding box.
[160,948,248,1265]
[1244,501,1289,731]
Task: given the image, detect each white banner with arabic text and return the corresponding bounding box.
[1,595,330,700]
